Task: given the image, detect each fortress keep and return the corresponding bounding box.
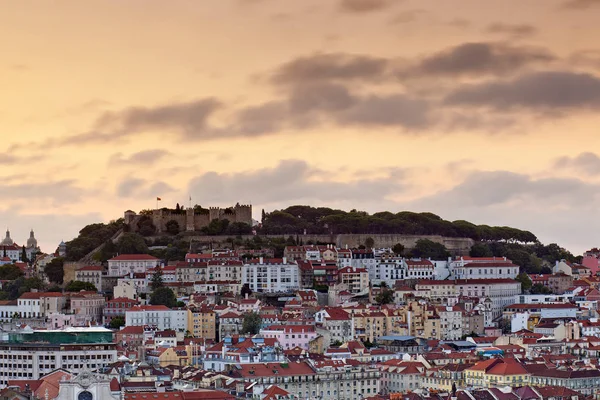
[124,203,252,233]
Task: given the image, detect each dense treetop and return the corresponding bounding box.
[261,206,537,243]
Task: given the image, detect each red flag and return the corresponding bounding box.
[157,197,162,201]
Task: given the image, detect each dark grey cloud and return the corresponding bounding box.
[188,159,406,206]
[271,53,390,85]
[339,0,392,13]
[110,149,171,165]
[444,71,600,111]
[232,82,433,134]
[425,171,599,208]
[554,152,600,175]
[337,94,432,128]
[485,23,537,38]
[561,0,600,9]
[95,98,222,138]
[400,42,555,79]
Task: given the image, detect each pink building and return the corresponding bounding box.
[582,256,600,276]
[259,324,318,350]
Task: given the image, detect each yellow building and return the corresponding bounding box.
[187,307,216,340]
[465,358,530,388]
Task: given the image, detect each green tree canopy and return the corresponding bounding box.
[151,268,164,291]
[166,220,180,235]
[0,264,24,280]
[150,287,177,308]
[44,258,65,284]
[65,280,97,292]
[365,237,375,249]
[376,288,394,305]
[392,243,405,255]
[410,239,450,260]
[515,273,532,292]
[109,316,125,329]
[531,283,552,294]
[241,312,262,335]
[116,233,149,254]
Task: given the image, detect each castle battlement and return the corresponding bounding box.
[124,203,252,234]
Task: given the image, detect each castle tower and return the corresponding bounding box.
[186,207,195,231]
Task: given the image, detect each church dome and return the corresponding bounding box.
[27,229,37,248]
[0,230,13,246]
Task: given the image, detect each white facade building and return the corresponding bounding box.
[125,305,188,332]
[243,258,300,293]
[107,254,159,277]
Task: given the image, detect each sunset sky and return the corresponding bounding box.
[2,0,600,254]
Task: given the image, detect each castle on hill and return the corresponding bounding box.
[124,203,252,234]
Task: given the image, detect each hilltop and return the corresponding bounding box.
[61,205,579,275]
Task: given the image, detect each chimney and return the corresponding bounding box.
[259,257,264,265]
[283,257,287,264]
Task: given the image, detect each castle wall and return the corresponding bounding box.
[182,234,474,255]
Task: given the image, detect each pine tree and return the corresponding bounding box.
[151,267,164,291]
[21,246,28,264]
[2,247,6,258]
[176,203,181,212]
[261,209,266,223]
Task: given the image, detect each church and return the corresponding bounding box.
[0,229,40,264]
[54,369,120,400]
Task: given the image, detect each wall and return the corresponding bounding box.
[184,234,474,255]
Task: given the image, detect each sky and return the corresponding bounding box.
[2,0,600,254]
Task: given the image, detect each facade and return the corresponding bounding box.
[337,267,369,294]
[17,292,65,319]
[103,297,139,325]
[75,266,104,290]
[260,324,318,350]
[69,292,105,325]
[0,328,117,386]
[405,259,435,280]
[125,305,188,332]
[379,360,426,394]
[243,258,300,293]
[107,254,159,277]
[465,358,530,388]
[187,306,216,339]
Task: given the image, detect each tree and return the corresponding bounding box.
[65,280,97,292]
[515,273,532,292]
[116,233,149,254]
[365,237,375,249]
[376,288,394,305]
[21,246,28,264]
[469,243,492,257]
[151,268,164,291]
[166,220,180,235]
[109,316,125,329]
[150,287,177,308]
[392,243,405,255]
[410,239,450,260]
[137,215,157,236]
[531,283,552,294]
[0,264,24,280]
[240,284,252,298]
[44,257,64,284]
[261,209,266,224]
[330,340,343,347]
[176,301,185,307]
[241,312,262,335]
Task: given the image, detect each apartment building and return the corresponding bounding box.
[125,305,188,332]
[108,254,159,277]
[243,258,300,293]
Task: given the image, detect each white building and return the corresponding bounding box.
[337,249,352,268]
[125,305,188,332]
[0,229,39,263]
[369,255,404,286]
[243,258,300,293]
[107,254,159,277]
[0,327,117,386]
[379,360,426,395]
[415,279,522,322]
[207,260,242,281]
[75,265,104,290]
[17,292,66,319]
[405,259,435,280]
[451,257,518,280]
